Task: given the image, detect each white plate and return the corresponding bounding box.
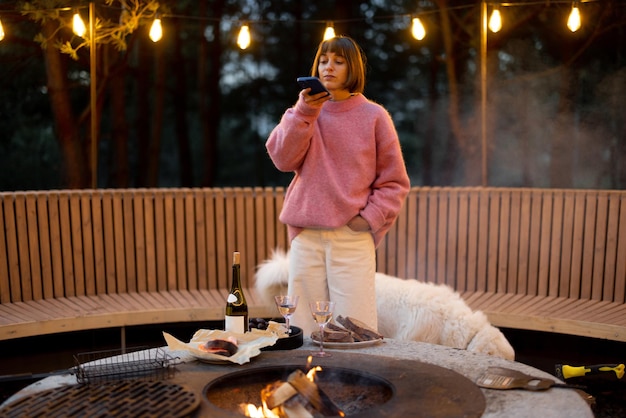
[310,337,384,349]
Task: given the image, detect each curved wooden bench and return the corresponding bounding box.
[2,186,625,345]
[378,186,626,342]
[0,187,284,344]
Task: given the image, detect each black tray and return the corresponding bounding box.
[262,326,303,351]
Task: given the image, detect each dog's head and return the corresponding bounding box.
[467,325,515,360]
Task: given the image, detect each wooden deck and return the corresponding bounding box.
[1,186,625,342]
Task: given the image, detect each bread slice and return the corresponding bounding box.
[336,316,383,341]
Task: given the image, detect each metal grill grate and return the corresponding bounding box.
[0,380,199,417]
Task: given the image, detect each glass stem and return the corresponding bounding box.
[319,324,325,354]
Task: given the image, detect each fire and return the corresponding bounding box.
[242,357,344,417]
[242,402,280,418]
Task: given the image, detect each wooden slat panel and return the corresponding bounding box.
[143,190,157,292]
[194,189,208,290]
[548,190,564,298]
[507,190,521,294]
[123,190,137,293]
[560,191,575,298]
[214,189,229,290]
[403,187,418,280]
[153,190,167,291]
[592,192,609,300]
[46,194,64,298]
[14,195,32,301]
[57,192,76,297]
[163,190,177,291]
[445,188,459,288]
[536,189,553,296]
[34,193,54,299]
[69,193,86,296]
[614,194,626,304]
[475,188,490,292]
[203,189,219,290]
[25,194,42,300]
[486,190,500,293]
[174,189,187,290]
[435,188,449,285]
[394,187,408,279]
[570,192,586,298]
[111,191,126,293]
[184,190,198,290]
[101,191,117,293]
[454,189,469,291]
[526,189,542,296]
[603,192,621,302]
[242,188,256,287]
[496,189,511,293]
[90,192,105,295]
[580,192,597,300]
[516,189,532,295]
[465,189,480,292]
[275,187,288,251]
[0,195,15,303]
[425,188,439,282]
[80,193,96,296]
[134,190,148,293]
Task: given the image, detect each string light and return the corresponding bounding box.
[411,17,426,40]
[149,16,162,42]
[489,6,502,33]
[237,23,251,49]
[0,1,601,47]
[567,2,581,32]
[323,22,335,40]
[72,10,86,37]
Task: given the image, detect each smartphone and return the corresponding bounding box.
[296,76,330,96]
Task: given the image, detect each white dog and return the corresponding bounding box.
[255,249,515,360]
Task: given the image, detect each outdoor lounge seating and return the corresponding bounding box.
[1,186,625,344]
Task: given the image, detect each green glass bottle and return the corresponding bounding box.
[224,251,248,333]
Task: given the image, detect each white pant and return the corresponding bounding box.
[288,226,377,337]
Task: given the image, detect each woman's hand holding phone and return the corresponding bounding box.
[297,76,331,106]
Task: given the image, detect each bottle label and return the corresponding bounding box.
[225,315,246,334]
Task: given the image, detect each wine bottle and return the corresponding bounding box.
[224,251,248,333]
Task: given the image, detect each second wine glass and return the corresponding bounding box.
[309,300,335,357]
[274,295,299,334]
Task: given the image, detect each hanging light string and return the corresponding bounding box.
[0,0,605,45]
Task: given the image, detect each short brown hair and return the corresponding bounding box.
[310,36,367,94]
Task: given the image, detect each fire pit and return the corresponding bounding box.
[202,352,486,417]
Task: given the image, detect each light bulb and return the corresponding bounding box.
[411,17,425,41]
[567,5,581,32]
[0,18,4,41]
[323,22,335,41]
[149,18,162,42]
[73,12,86,37]
[489,9,502,33]
[237,24,251,49]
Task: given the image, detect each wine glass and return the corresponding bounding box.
[309,300,335,357]
[274,295,299,334]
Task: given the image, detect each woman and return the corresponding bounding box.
[266,36,410,336]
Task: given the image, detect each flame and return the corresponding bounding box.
[242,401,280,417]
[306,366,322,381]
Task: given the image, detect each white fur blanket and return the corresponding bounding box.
[255,249,515,360]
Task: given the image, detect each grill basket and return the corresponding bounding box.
[73,346,177,384]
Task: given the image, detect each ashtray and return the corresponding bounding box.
[262,326,303,351]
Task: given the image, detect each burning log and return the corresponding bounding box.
[260,369,345,417]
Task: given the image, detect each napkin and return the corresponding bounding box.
[163,328,279,365]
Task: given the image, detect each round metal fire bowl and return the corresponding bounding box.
[201,351,486,417]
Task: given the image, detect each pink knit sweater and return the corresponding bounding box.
[266,93,410,247]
